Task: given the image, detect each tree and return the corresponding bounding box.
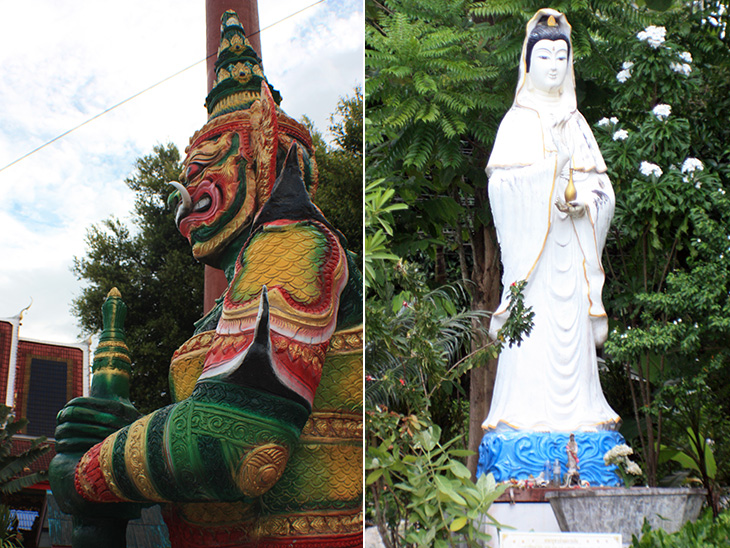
[595,3,730,500]
[366,0,511,476]
[0,405,51,498]
[72,143,204,414]
[311,88,364,265]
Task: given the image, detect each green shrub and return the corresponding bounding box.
[631,508,730,547]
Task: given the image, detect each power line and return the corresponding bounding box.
[0,0,326,175]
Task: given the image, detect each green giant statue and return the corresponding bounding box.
[50,11,363,548]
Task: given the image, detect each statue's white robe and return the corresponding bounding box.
[483,106,620,432]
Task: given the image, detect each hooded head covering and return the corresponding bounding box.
[487,9,605,174]
[514,9,576,114]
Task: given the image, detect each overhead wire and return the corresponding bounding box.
[0,0,326,175]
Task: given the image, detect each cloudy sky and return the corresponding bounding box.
[0,1,363,343]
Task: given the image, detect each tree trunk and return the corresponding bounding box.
[466,190,501,478]
[434,245,447,285]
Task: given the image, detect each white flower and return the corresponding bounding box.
[678,51,693,63]
[708,16,719,27]
[640,161,663,178]
[603,444,634,464]
[598,117,620,127]
[637,25,667,48]
[653,104,672,120]
[627,462,643,476]
[682,157,704,174]
[616,60,634,83]
[613,129,629,141]
[671,62,692,76]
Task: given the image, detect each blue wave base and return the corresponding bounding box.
[477,429,625,486]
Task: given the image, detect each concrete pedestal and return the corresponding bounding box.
[480,488,562,547]
[546,487,706,545]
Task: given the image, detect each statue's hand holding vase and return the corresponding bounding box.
[555,197,587,218]
[50,289,146,548]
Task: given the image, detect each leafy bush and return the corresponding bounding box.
[598,14,730,494]
[366,412,505,548]
[366,276,532,547]
[631,509,730,547]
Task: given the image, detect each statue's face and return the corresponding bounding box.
[529,39,569,94]
[176,128,257,264]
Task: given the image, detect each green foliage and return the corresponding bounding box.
[366,0,506,262]
[0,506,23,548]
[630,508,730,547]
[311,88,364,265]
[496,281,535,348]
[366,269,494,414]
[0,405,50,498]
[366,412,505,548]
[365,261,533,546]
[653,371,726,515]
[366,261,531,415]
[364,178,408,289]
[72,143,204,414]
[596,7,730,491]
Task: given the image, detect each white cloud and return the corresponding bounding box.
[0,1,363,343]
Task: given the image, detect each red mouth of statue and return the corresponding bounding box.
[178,180,223,238]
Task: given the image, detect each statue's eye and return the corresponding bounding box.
[187,163,202,180]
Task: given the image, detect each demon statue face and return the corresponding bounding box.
[170,11,316,267]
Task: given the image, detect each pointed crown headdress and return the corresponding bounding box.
[186,9,317,199]
[205,10,282,120]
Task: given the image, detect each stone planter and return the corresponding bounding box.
[546,487,706,544]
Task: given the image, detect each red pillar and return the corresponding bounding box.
[203,0,260,314]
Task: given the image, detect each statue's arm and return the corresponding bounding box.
[70,219,348,504]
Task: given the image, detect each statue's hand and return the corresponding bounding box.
[50,397,143,521]
[550,121,572,172]
[54,396,140,454]
[555,198,587,218]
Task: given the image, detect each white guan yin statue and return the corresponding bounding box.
[477,8,624,486]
